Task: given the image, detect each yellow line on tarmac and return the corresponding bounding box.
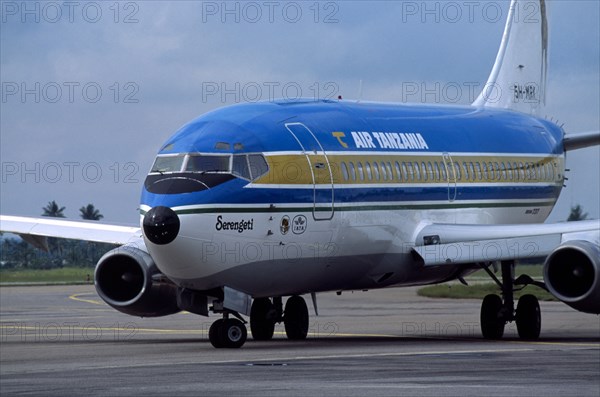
[69,293,103,305]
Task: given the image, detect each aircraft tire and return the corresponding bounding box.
[209,319,225,348]
[516,294,541,340]
[221,319,247,348]
[480,294,505,339]
[250,298,276,341]
[284,295,309,340]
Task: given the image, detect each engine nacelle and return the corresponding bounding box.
[94,245,180,317]
[544,240,600,314]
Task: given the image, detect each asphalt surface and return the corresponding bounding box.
[1,285,599,396]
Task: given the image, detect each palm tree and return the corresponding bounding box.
[42,201,66,218]
[567,204,588,221]
[79,204,104,221]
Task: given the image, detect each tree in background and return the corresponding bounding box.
[42,201,66,218]
[79,204,104,221]
[567,204,588,221]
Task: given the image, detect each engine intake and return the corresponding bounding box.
[544,240,600,314]
[94,245,180,317]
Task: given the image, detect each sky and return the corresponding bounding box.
[1,0,598,225]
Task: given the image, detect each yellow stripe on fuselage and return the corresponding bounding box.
[253,152,564,186]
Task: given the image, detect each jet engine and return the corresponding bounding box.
[544,240,600,314]
[94,244,180,317]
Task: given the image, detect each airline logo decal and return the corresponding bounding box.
[215,215,254,233]
[292,215,307,234]
[280,216,290,235]
[332,131,429,150]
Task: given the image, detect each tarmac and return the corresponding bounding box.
[1,284,598,396]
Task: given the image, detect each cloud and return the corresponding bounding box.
[1,0,598,223]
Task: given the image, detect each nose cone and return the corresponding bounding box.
[143,206,180,245]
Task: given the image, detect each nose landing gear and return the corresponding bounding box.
[209,317,248,348]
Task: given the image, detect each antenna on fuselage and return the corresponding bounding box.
[357,79,363,103]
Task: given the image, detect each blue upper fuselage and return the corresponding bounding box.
[156,99,563,155]
[141,99,564,210]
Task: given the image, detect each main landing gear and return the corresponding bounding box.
[249,296,310,341]
[208,295,309,348]
[479,260,543,340]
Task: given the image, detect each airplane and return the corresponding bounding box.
[1,0,599,348]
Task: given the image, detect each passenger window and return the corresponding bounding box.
[373,162,380,181]
[500,162,507,180]
[402,162,409,181]
[386,162,394,181]
[413,162,421,181]
[427,161,435,181]
[365,162,373,180]
[454,163,461,181]
[462,162,469,181]
[341,162,349,181]
[440,162,447,180]
[482,162,489,180]
[395,161,402,181]
[434,162,441,181]
[357,162,365,181]
[379,162,387,181]
[468,162,475,181]
[527,162,534,180]
[475,162,482,181]
[349,162,356,181]
[487,162,494,180]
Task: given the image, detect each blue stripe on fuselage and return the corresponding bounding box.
[141,178,561,209]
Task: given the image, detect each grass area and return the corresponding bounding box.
[464,264,544,280]
[418,283,555,301]
[419,264,555,301]
[0,267,94,285]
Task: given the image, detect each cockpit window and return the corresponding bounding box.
[232,155,251,180]
[148,152,269,182]
[185,155,230,173]
[151,155,185,173]
[248,155,269,180]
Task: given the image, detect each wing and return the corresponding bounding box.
[0,215,142,251]
[413,219,599,266]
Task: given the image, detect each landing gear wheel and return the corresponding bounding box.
[481,294,505,339]
[209,318,247,348]
[209,319,225,348]
[516,294,541,340]
[250,298,276,341]
[284,295,309,340]
[221,319,247,348]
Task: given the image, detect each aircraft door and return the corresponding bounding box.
[443,152,457,202]
[285,122,334,220]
